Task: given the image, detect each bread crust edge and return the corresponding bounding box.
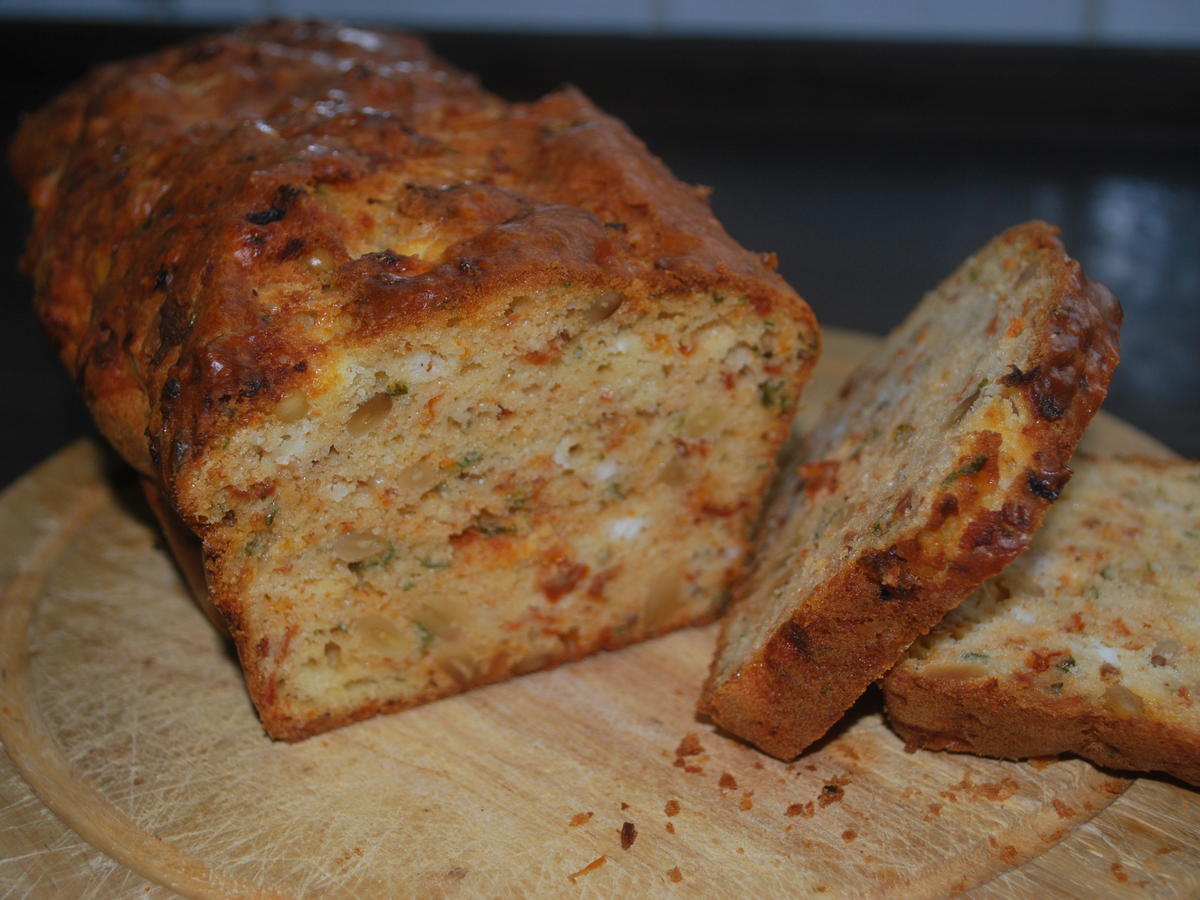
[883,666,1200,787]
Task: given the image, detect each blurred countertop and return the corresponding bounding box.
[2,20,1197,487]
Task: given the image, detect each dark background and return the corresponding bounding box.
[2,21,1197,488]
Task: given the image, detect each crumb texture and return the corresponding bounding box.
[885,455,1200,786]
[13,21,818,739]
[701,222,1121,759]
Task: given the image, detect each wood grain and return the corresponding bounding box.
[1,328,1195,898]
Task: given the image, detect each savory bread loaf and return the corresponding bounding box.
[700,222,1121,759]
[12,22,819,740]
[884,455,1200,786]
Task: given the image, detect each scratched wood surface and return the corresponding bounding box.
[2,329,1198,898]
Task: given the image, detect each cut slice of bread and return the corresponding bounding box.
[884,455,1200,786]
[699,222,1122,759]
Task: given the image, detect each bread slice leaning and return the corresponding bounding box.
[699,222,1122,759]
[884,455,1200,786]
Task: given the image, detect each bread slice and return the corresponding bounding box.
[699,222,1121,759]
[884,455,1200,786]
[13,22,819,740]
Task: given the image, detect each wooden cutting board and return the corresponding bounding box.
[2,329,1197,898]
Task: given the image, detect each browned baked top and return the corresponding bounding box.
[13,20,804,507]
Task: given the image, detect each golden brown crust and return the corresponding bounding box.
[12,20,809,502]
[15,22,819,741]
[884,670,1200,787]
[700,223,1122,759]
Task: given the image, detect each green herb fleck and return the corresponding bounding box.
[712,292,726,304]
[941,454,988,487]
[812,507,837,543]
[962,650,990,662]
[505,491,529,512]
[264,502,279,527]
[420,558,452,569]
[758,379,787,409]
[1056,656,1076,672]
[413,621,433,653]
[386,381,409,397]
[456,451,484,470]
[348,543,396,572]
[476,517,517,537]
[402,581,416,591]
[607,482,627,500]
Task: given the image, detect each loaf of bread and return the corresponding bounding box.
[699,222,1121,759]
[12,22,819,740]
[884,455,1200,786]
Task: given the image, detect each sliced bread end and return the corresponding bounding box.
[884,455,1200,786]
[700,222,1122,759]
